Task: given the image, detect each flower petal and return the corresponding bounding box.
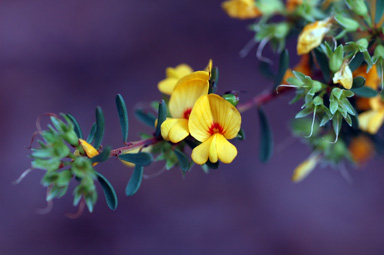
[358,109,384,134]
[333,61,353,89]
[222,0,261,19]
[191,135,214,165]
[79,139,99,158]
[166,64,193,78]
[297,18,331,55]
[169,77,209,118]
[188,95,214,142]
[158,77,179,95]
[209,134,218,163]
[216,133,238,164]
[161,118,189,142]
[292,154,319,182]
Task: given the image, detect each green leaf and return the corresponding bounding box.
[349,53,364,72]
[333,112,342,140]
[135,109,156,127]
[91,146,111,164]
[352,76,366,89]
[330,99,338,114]
[118,152,152,166]
[209,67,219,94]
[174,149,190,172]
[273,49,289,90]
[351,86,378,98]
[295,106,314,118]
[87,122,97,143]
[259,62,275,80]
[125,165,143,196]
[96,172,118,211]
[155,100,167,137]
[115,94,129,143]
[66,113,83,139]
[94,107,105,149]
[335,14,360,31]
[314,48,331,82]
[257,107,273,163]
[375,0,384,24]
[205,160,219,169]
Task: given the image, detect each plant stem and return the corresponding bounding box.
[237,87,291,113]
[110,136,162,157]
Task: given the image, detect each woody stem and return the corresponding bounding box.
[110,136,162,157]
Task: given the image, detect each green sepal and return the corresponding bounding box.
[125,165,144,196]
[96,172,118,211]
[155,100,167,137]
[32,158,61,172]
[90,146,111,164]
[273,49,289,90]
[335,14,360,31]
[333,112,342,140]
[118,152,152,166]
[173,149,190,172]
[257,107,273,163]
[375,0,384,24]
[135,109,156,127]
[295,106,314,118]
[94,107,105,149]
[72,157,96,179]
[115,94,129,143]
[66,113,83,139]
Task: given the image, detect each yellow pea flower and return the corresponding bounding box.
[297,18,332,55]
[358,96,384,134]
[120,146,152,167]
[292,154,320,182]
[157,64,193,95]
[287,0,302,12]
[78,139,99,166]
[161,72,209,143]
[188,94,241,165]
[348,135,374,165]
[333,60,353,89]
[221,0,261,20]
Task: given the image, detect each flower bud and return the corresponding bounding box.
[297,18,332,55]
[346,0,368,17]
[333,60,353,89]
[222,94,240,107]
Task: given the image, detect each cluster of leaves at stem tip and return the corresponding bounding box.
[221,0,384,181]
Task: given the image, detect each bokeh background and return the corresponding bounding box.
[2,0,384,254]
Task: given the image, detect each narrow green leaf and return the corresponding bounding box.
[333,112,342,140]
[352,76,366,89]
[87,122,97,143]
[351,86,378,98]
[66,113,83,139]
[273,49,289,90]
[94,107,105,149]
[375,0,384,24]
[174,149,190,172]
[314,48,331,82]
[126,165,143,196]
[118,152,152,166]
[96,172,118,210]
[349,53,364,72]
[295,106,314,118]
[135,109,156,127]
[236,128,246,140]
[91,146,111,164]
[258,107,273,163]
[155,100,167,137]
[259,62,275,80]
[205,160,219,169]
[209,67,219,94]
[115,94,129,143]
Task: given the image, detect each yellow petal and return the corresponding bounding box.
[216,133,238,164]
[161,118,189,143]
[297,18,331,55]
[333,60,353,89]
[191,135,214,165]
[205,59,213,74]
[174,71,209,89]
[209,134,218,163]
[358,109,384,134]
[348,135,374,165]
[158,77,179,95]
[222,0,261,19]
[292,154,319,182]
[79,139,99,158]
[188,95,214,142]
[353,65,380,90]
[169,77,209,118]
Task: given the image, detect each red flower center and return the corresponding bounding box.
[183,108,192,119]
[208,122,224,135]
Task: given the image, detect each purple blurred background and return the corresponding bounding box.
[2,1,384,254]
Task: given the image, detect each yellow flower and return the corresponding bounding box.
[161,72,209,143]
[157,64,193,95]
[354,65,380,90]
[292,154,320,182]
[188,94,241,165]
[297,18,332,55]
[120,146,152,167]
[348,135,374,165]
[78,139,99,166]
[358,96,384,134]
[332,60,353,89]
[222,0,261,20]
